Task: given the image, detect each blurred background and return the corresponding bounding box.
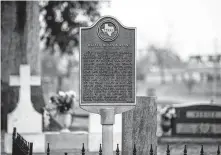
[1,0,221,132]
[1,1,221,154]
[36,0,221,133]
[38,0,221,109]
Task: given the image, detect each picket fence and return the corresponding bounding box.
[12,127,220,155]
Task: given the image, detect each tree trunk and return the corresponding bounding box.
[154,49,165,84]
[1,1,45,131]
[160,66,166,84]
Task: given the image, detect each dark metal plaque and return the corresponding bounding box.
[80,16,136,106]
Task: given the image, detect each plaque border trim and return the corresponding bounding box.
[79,16,137,106]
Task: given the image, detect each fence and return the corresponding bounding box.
[12,127,33,155]
[12,127,220,155]
[45,143,221,155]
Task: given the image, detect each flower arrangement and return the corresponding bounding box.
[50,91,75,114]
[160,106,176,119]
[159,106,176,133]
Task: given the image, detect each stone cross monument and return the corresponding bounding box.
[5,64,45,153]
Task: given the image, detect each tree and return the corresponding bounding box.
[148,45,167,84]
[183,74,197,94]
[1,1,44,130]
[39,1,100,92]
[148,44,184,84]
[40,1,100,54]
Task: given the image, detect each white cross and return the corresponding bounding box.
[9,65,41,104]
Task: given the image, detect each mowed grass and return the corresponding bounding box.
[144,81,221,99]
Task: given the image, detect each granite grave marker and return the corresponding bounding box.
[122,92,157,155]
[171,102,221,137]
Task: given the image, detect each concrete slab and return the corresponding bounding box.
[88,132,122,152]
[45,132,88,151]
[4,133,45,153]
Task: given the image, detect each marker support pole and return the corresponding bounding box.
[100,108,115,155]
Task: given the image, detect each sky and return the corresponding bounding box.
[99,0,221,61]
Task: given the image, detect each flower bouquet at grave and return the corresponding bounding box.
[50,91,75,114]
[160,106,176,134]
[44,91,76,132]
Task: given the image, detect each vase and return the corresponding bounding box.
[60,113,72,132]
[161,123,171,133]
[160,117,171,133]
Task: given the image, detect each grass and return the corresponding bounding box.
[137,80,221,103]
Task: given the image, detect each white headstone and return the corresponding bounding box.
[88,113,122,152]
[8,65,42,133]
[5,64,45,153]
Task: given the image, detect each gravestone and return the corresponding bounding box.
[122,96,157,155]
[172,102,221,137]
[80,16,136,155]
[4,65,45,153]
[160,102,221,143]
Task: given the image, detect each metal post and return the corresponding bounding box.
[102,125,113,154]
[29,142,33,155]
[12,127,16,155]
[100,108,115,155]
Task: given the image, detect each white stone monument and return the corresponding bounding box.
[4,65,45,153]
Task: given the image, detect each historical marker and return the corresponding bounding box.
[80,16,136,107]
[80,16,136,155]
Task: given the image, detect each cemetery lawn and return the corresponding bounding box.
[137,81,221,104]
[2,82,220,155]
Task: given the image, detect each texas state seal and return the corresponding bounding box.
[97,18,119,42]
